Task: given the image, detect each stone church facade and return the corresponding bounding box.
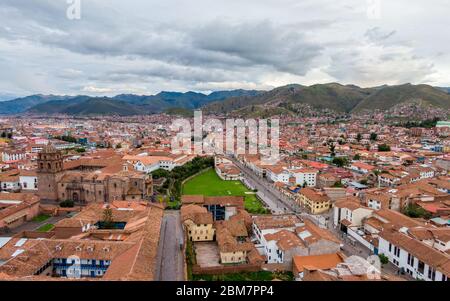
[37,145,153,203]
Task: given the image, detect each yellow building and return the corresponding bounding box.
[298,188,331,214]
[181,204,215,242]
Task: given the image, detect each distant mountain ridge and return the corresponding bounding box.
[1,84,449,116]
[0,90,262,116]
[204,83,450,116]
[0,95,77,114]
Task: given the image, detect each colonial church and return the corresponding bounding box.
[37,144,153,203]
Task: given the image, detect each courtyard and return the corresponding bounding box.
[194,242,221,268]
[182,169,269,214]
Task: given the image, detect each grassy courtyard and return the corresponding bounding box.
[37,223,55,232]
[182,169,269,214]
[32,214,51,222]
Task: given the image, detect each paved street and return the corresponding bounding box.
[155,210,185,281]
[229,156,300,214]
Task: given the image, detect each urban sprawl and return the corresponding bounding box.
[0,113,449,281]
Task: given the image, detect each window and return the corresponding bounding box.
[428,267,436,281]
[388,243,392,252]
[407,253,414,266]
[418,260,425,274]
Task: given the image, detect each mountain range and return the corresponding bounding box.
[0,90,262,116]
[0,84,448,117]
[204,83,450,116]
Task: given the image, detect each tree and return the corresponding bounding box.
[102,206,114,229]
[378,144,391,152]
[332,157,348,167]
[404,204,432,219]
[370,133,378,141]
[327,141,336,157]
[379,253,389,265]
[151,169,170,179]
[60,200,74,208]
[116,143,122,149]
[332,181,344,188]
[356,133,362,142]
[353,154,361,161]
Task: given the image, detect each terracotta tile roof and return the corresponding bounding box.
[334,196,364,211]
[0,205,164,280]
[181,204,213,225]
[215,222,252,253]
[295,220,341,245]
[379,228,450,277]
[299,188,330,203]
[293,253,344,273]
[374,209,425,229]
[181,195,244,209]
[264,229,305,251]
[253,215,302,230]
[0,193,40,220]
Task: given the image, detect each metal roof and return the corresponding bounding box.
[0,237,12,249]
[14,238,27,247]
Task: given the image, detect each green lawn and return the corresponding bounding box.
[32,214,51,222]
[37,223,55,232]
[182,169,269,214]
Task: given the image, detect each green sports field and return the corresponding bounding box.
[182,169,269,214]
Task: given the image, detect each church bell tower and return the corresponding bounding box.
[37,143,63,201]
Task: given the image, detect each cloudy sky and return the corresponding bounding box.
[0,0,449,98]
